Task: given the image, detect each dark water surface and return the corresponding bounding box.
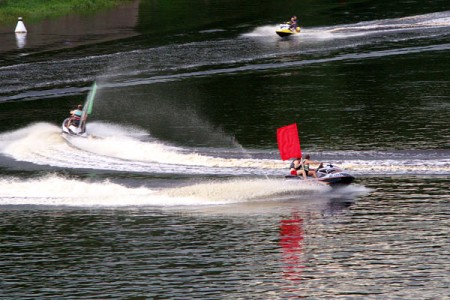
[0,0,449,298]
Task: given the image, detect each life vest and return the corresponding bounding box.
[73,109,82,117]
[301,159,310,172]
[71,109,82,126]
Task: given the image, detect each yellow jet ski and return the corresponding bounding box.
[276,23,301,37]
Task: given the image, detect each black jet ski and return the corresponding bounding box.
[285,163,355,186]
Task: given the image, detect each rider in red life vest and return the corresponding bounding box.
[290,157,302,176]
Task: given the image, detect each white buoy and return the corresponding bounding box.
[15,17,27,33]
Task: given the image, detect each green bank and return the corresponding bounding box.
[0,0,132,25]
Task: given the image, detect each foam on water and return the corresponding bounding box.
[0,174,335,207]
[242,25,281,38]
[0,122,284,175]
[0,123,448,176]
[243,11,450,41]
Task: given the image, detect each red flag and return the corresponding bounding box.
[277,123,302,160]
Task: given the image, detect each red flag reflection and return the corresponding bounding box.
[280,211,305,282]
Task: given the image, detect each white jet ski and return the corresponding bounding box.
[62,117,87,136]
[62,82,96,137]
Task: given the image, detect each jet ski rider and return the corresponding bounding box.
[289,16,298,31]
[290,154,321,180]
[67,104,82,127]
[299,154,319,179]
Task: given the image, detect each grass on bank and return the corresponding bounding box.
[0,0,132,25]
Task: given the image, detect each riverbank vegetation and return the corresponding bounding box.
[0,0,132,25]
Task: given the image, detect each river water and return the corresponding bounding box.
[0,0,449,299]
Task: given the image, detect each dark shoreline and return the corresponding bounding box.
[0,0,135,26]
[0,0,140,55]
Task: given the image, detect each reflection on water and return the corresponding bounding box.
[15,33,26,49]
[280,211,304,282]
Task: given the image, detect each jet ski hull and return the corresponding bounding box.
[276,24,300,37]
[318,172,354,185]
[61,118,87,137]
[276,29,295,37]
[285,174,354,186]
